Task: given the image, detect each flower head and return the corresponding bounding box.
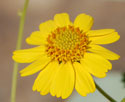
[12,13,120,99]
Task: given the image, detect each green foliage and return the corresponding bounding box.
[121,98,125,102]
[122,72,125,88]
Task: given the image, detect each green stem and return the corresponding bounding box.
[11,0,29,102]
[95,82,117,102]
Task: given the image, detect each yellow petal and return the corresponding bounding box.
[88,29,120,44]
[81,53,112,78]
[50,61,74,99]
[74,13,93,32]
[88,44,120,60]
[12,46,45,63]
[54,13,71,27]
[32,61,59,95]
[26,31,47,45]
[39,20,57,35]
[73,62,95,96]
[20,55,51,77]
[87,29,115,36]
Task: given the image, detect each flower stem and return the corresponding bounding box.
[11,0,29,102]
[95,82,117,102]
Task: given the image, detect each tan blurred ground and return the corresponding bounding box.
[0,0,125,102]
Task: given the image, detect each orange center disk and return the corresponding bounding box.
[46,25,89,63]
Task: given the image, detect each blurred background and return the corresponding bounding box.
[0,0,125,102]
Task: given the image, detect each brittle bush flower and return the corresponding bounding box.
[12,13,120,99]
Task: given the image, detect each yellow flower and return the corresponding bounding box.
[12,13,120,99]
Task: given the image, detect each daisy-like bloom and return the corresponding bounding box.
[13,13,120,99]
